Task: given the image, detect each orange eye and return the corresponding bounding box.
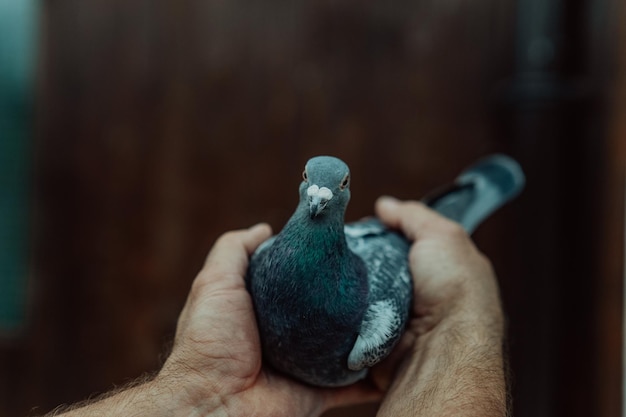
[340,175,350,190]
[302,170,308,181]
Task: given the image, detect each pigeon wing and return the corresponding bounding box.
[345,218,412,370]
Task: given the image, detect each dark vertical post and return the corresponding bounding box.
[503,0,605,415]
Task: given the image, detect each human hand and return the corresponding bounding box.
[48,204,503,417]
[157,224,381,417]
[49,224,380,417]
[371,197,507,416]
[377,197,503,338]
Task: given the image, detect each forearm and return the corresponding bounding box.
[378,315,507,417]
[45,372,224,417]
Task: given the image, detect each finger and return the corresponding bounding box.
[176,224,272,330]
[199,223,272,284]
[375,196,465,241]
[241,222,274,255]
[375,196,435,241]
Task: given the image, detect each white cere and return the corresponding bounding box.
[307,185,334,201]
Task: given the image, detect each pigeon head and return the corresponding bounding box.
[300,156,351,220]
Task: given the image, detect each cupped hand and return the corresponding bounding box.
[158,224,381,417]
[369,197,504,391]
[376,197,502,331]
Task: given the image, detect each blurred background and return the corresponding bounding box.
[0,0,624,416]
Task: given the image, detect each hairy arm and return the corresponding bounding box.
[378,313,506,416]
[45,224,378,417]
[45,375,197,417]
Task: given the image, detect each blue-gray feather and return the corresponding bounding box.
[247,154,524,387]
[423,154,525,234]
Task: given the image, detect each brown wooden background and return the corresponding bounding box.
[1,0,624,416]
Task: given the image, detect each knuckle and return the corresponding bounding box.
[408,245,421,266]
[403,200,426,211]
[439,219,467,239]
[190,271,213,294]
[400,201,427,220]
[477,251,495,271]
[216,230,239,245]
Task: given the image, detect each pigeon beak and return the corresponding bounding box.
[309,196,328,219]
[307,185,333,219]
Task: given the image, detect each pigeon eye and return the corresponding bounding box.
[302,170,308,182]
[340,175,350,190]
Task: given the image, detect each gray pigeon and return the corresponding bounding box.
[247,154,525,387]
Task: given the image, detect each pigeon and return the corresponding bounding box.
[247,154,525,387]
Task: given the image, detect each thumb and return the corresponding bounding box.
[199,223,272,288]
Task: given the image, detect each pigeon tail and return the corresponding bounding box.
[422,154,525,234]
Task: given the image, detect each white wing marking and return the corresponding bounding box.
[347,300,400,370]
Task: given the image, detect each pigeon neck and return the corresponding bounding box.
[281,204,349,254]
[273,203,368,311]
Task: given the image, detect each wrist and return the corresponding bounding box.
[413,298,506,375]
[393,309,506,416]
[153,364,232,417]
[48,373,228,417]
[419,312,504,368]
[446,298,504,343]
